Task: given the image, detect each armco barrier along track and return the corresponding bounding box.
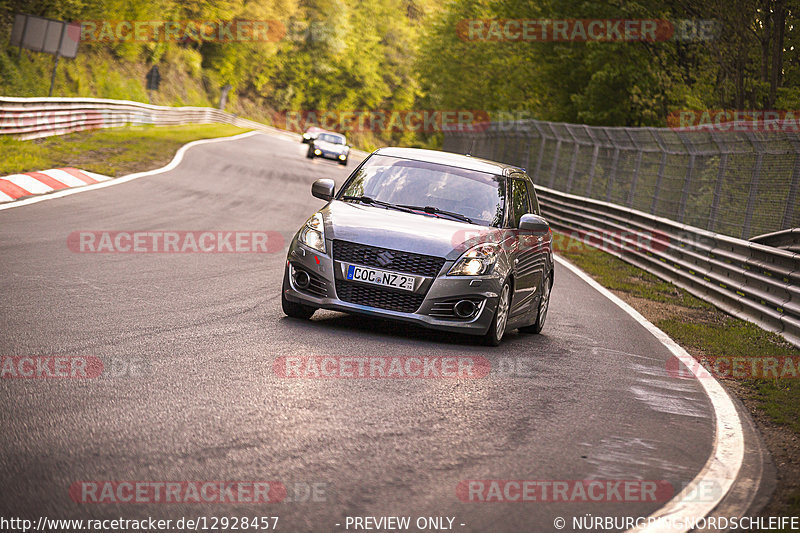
[538,185,799,347]
[0,96,284,140]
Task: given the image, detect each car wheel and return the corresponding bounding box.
[281,281,316,319]
[520,272,551,334]
[339,158,347,166]
[306,150,314,159]
[482,280,511,346]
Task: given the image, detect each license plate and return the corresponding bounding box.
[346,265,415,291]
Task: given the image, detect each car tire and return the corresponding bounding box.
[482,280,511,346]
[520,272,551,335]
[306,150,314,159]
[281,282,317,320]
[339,158,347,166]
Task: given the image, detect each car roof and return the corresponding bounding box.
[373,147,525,176]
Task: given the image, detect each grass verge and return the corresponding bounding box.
[557,232,800,517]
[0,124,250,177]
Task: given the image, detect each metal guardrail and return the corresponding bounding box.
[444,127,800,348]
[751,228,800,253]
[0,96,288,140]
[540,186,799,348]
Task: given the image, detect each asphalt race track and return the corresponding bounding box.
[0,132,719,532]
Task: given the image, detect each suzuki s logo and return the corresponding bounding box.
[376,251,394,267]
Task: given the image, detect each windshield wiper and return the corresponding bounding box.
[340,195,416,214]
[397,204,472,224]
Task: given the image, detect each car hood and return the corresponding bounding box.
[315,140,348,153]
[320,200,503,261]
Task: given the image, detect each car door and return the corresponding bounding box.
[506,174,543,319]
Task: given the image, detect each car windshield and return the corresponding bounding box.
[339,154,505,227]
[318,133,345,144]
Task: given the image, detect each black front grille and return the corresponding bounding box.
[333,240,445,277]
[335,280,425,313]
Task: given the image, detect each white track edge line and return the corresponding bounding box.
[554,254,744,533]
[0,130,261,211]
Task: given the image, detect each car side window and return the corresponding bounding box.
[510,178,530,228]
[525,180,540,215]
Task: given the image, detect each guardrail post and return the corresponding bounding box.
[742,132,764,239]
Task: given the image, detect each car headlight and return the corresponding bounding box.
[298,212,326,253]
[314,148,322,155]
[448,243,498,276]
[302,133,310,139]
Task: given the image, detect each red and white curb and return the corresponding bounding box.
[0,168,111,203]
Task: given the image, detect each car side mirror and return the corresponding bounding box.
[519,213,549,233]
[312,179,335,201]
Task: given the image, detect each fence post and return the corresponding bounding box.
[497,128,508,163]
[782,135,800,231]
[548,123,562,188]
[605,132,620,202]
[564,124,580,194]
[676,131,697,223]
[708,130,730,233]
[625,129,643,208]
[532,121,547,184]
[650,129,669,215]
[584,126,600,197]
[742,132,765,239]
[521,127,532,171]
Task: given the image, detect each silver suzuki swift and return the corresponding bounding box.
[281,147,554,345]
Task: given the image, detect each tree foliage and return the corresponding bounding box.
[1,0,798,136]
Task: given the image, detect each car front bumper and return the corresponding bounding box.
[282,240,502,336]
[315,151,347,161]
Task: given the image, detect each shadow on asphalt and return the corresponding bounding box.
[277,310,550,350]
